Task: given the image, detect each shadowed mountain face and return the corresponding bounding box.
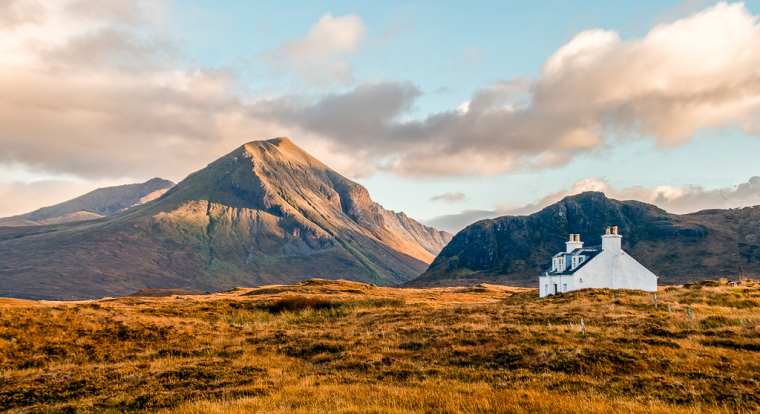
[0,138,451,300]
[0,178,175,226]
[408,192,760,288]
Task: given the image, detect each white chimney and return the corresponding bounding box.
[566,233,584,252]
[602,227,622,253]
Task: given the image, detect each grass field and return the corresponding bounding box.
[1,279,759,413]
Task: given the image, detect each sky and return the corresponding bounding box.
[2,0,760,233]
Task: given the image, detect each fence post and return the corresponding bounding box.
[667,303,672,316]
[580,318,586,335]
[687,306,693,321]
[653,293,658,309]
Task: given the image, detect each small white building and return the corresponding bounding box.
[539,226,657,297]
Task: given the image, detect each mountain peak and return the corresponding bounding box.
[144,177,175,186]
[568,190,606,198]
[558,191,609,204]
[259,136,299,154]
[265,136,294,146]
[240,137,329,170]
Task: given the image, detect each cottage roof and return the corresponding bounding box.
[543,246,602,276]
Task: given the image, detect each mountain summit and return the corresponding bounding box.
[0,138,452,300]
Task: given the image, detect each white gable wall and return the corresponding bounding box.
[574,250,657,292]
[610,252,658,291]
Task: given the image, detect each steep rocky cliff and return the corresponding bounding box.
[409,192,760,287]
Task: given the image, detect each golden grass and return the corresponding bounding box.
[1,279,759,413]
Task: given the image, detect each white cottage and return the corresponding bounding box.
[539,226,657,297]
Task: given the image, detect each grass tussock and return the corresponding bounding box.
[1,280,759,413]
[263,295,403,313]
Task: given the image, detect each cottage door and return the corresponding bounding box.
[554,284,558,294]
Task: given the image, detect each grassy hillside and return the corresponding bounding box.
[1,279,759,413]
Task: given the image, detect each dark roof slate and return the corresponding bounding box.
[542,246,602,276]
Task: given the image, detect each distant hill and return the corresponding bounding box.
[408,191,760,288]
[127,288,209,297]
[378,207,453,256]
[0,138,451,300]
[0,178,175,226]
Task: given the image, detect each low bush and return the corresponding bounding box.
[265,296,338,313]
[700,339,760,351]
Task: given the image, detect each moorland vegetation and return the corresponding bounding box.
[1,279,759,413]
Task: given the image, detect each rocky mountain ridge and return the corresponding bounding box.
[378,206,452,256]
[0,178,175,226]
[409,191,760,288]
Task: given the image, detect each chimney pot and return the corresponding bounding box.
[566,234,584,252]
[602,227,622,253]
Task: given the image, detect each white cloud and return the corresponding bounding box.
[430,192,467,203]
[263,13,366,85]
[266,2,760,177]
[534,2,760,145]
[0,0,294,181]
[0,0,46,30]
[3,0,760,200]
[286,13,365,56]
[0,1,375,200]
